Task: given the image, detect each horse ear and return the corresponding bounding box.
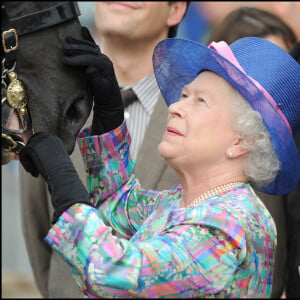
[81,26,96,44]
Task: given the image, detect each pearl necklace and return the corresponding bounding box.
[187,182,245,208]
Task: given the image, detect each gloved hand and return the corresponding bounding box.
[19,132,93,223]
[62,26,124,135]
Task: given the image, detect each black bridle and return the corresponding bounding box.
[1,2,80,164]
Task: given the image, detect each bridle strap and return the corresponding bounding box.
[1,2,80,63]
[2,127,25,154]
[9,2,80,37]
[1,4,17,67]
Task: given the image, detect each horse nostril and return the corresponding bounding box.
[66,97,83,124]
[65,96,92,133]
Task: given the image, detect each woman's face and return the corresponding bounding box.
[159,71,238,173]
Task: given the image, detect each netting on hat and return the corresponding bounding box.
[153,38,300,194]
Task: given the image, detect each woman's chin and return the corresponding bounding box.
[158,141,174,162]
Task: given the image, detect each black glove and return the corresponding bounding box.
[62,26,124,135]
[19,132,93,223]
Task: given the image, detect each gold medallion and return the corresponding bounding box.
[6,71,28,110]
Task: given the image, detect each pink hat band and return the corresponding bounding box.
[208,41,292,134]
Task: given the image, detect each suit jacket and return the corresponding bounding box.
[19,94,286,298]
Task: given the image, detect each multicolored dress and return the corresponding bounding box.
[45,122,277,298]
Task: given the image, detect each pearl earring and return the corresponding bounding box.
[228,152,233,157]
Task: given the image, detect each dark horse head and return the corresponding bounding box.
[2,1,92,160]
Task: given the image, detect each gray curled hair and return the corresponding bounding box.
[231,91,280,189]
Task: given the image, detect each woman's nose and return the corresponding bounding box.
[168,100,185,118]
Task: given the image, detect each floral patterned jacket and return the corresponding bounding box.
[45,122,276,298]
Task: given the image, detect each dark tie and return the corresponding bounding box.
[120,88,138,108]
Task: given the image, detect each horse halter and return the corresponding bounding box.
[1,2,80,164]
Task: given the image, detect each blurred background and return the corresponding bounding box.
[2,1,299,298]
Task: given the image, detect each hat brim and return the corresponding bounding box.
[153,38,300,194]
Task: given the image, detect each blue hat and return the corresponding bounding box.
[153,37,300,194]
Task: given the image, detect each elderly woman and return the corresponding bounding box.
[19,27,300,298]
